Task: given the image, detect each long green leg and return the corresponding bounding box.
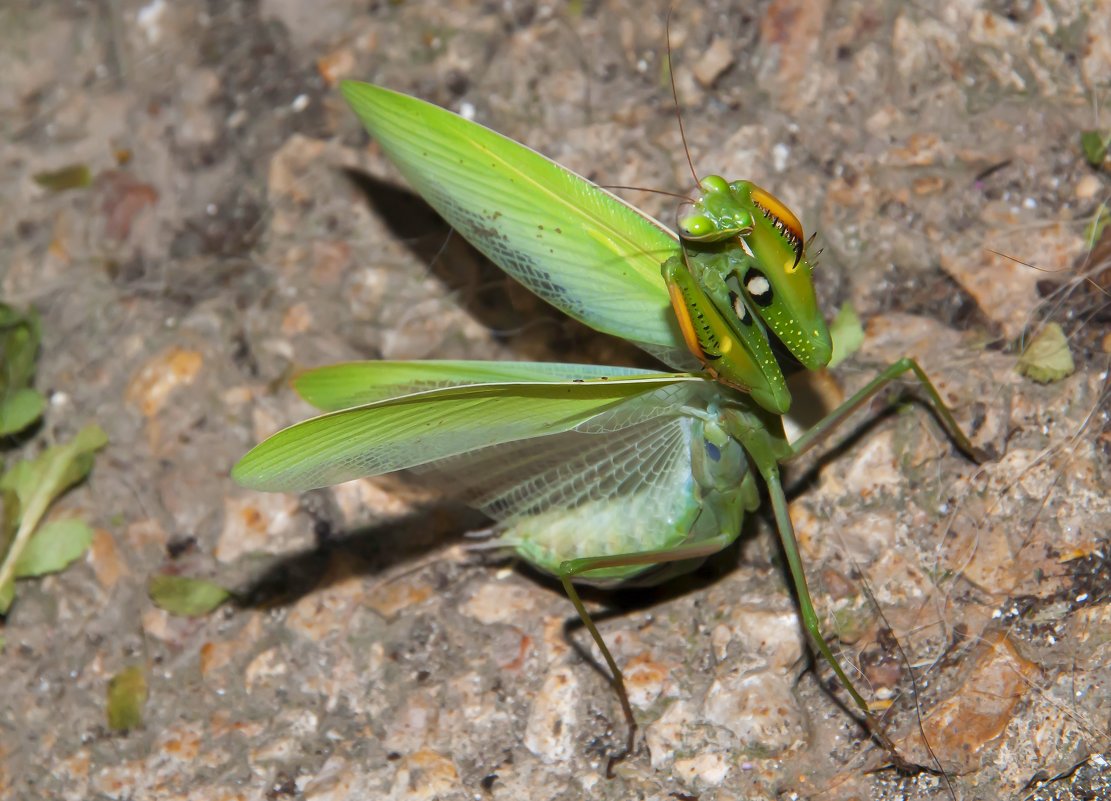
[785,357,986,464]
[724,405,895,741]
[556,533,738,761]
[759,466,871,711]
[759,356,985,751]
[760,463,902,755]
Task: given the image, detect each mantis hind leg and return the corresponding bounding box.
[759,466,870,710]
[555,533,738,765]
[769,356,985,750]
[760,465,901,753]
[786,357,987,464]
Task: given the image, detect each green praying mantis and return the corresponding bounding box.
[233,80,985,761]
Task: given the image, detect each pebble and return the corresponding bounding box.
[215,492,303,563]
[386,749,461,801]
[460,580,537,625]
[87,529,129,589]
[703,669,807,755]
[897,632,1039,774]
[125,347,203,417]
[692,37,735,88]
[524,666,579,763]
[673,751,732,787]
[1075,174,1102,200]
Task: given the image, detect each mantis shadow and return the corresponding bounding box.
[339,166,657,369]
[235,493,487,610]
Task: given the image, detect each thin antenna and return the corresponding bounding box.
[666,9,699,188]
[601,185,694,202]
[988,248,1110,298]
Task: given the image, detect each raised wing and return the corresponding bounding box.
[232,374,700,492]
[341,81,691,369]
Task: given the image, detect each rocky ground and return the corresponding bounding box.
[1,1,1109,799]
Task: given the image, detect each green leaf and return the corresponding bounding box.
[1084,202,1109,249]
[1080,130,1109,168]
[0,424,108,511]
[106,665,147,731]
[13,519,93,577]
[0,387,45,436]
[0,580,12,614]
[827,303,865,369]
[0,305,41,397]
[32,164,92,192]
[148,574,231,616]
[1016,323,1075,384]
[0,423,108,608]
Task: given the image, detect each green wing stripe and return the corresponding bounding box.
[341,81,688,366]
[295,360,664,411]
[233,375,696,492]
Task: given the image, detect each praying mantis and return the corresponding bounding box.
[232,80,985,761]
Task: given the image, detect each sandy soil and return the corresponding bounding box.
[1,1,1108,799]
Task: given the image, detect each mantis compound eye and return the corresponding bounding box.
[677,206,716,240]
[678,188,755,242]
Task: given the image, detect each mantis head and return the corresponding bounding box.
[677,176,832,373]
